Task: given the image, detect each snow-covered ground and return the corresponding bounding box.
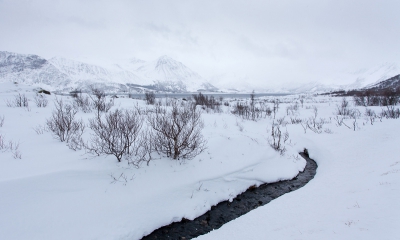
[0,82,399,239]
[197,107,400,239]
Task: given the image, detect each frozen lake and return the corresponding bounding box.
[124,92,292,99]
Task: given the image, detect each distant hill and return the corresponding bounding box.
[322,74,400,96]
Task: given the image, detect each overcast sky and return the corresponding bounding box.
[1,0,399,88]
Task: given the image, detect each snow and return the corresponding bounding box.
[197,101,400,239]
[0,82,399,239]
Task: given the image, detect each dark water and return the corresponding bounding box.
[141,152,317,240]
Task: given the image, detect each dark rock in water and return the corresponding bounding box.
[141,152,317,240]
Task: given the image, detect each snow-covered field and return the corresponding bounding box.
[0,82,399,239]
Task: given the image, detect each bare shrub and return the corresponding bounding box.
[353,94,366,106]
[72,92,92,113]
[333,115,351,129]
[336,98,352,116]
[15,93,29,107]
[34,93,48,107]
[6,93,29,107]
[46,98,85,143]
[272,99,280,119]
[286,103,299,115]
[364,108,376,125]
[0,134,6,150]
[89,88,114,115]
[87,108,143,162]
[276,116,287,126]
[232,98,268,120]
[0,115,4,127]
[380,106,400,119]
[381,89,399,106]
[290,117,302,124]
[350,109,361,131]
[33,124,48,135]
[0,135,21,159]
[145,92,156,105]
[268,123,286,155]
[147,101,206,160]
[9,141,21,159]
[193,93,222,113]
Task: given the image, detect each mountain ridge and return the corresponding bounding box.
[0,51,217,93]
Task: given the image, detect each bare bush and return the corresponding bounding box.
[147,101,206,160]
[0,115,4,127]
[290,117,302,124]
[268,123,286,155]
[286,103,299,115]
[46,98,85,143]
[87,108,143,162]
[90,88,114,115]
[72,92,92,113]
[380,106,400,119]
[0,134,6,150]
[0,134,21,159]
[276,116,287,126]
[193,93,222,112]
[336,98,352,116]
[6,93,29,108]
[9,141,21,159]
[350,109,361,131]
[145,92,156,105]
[272,99,280,119]
[333,115,351,129]
[33,124,48,135]
[34,93,48,107]
[232,99,269,120]
[15,93,29,107]
[364,108,376,125]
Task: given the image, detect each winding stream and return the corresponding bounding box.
[142,152,317,240]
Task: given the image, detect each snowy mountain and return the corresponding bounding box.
[0,51,72,90]
[271,63,400,94]
[363,74,400,91]
[1,50,399,94]
[131,55,217,92]
[0,51,217,93]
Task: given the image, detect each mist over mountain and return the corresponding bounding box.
[0,51,217,93]
[0,50,399,94]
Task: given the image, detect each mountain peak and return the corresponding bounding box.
[156,55,179,66]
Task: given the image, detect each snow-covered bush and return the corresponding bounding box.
[46,98,85,143]
[147,101,206,160]
[87,108,143,162]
